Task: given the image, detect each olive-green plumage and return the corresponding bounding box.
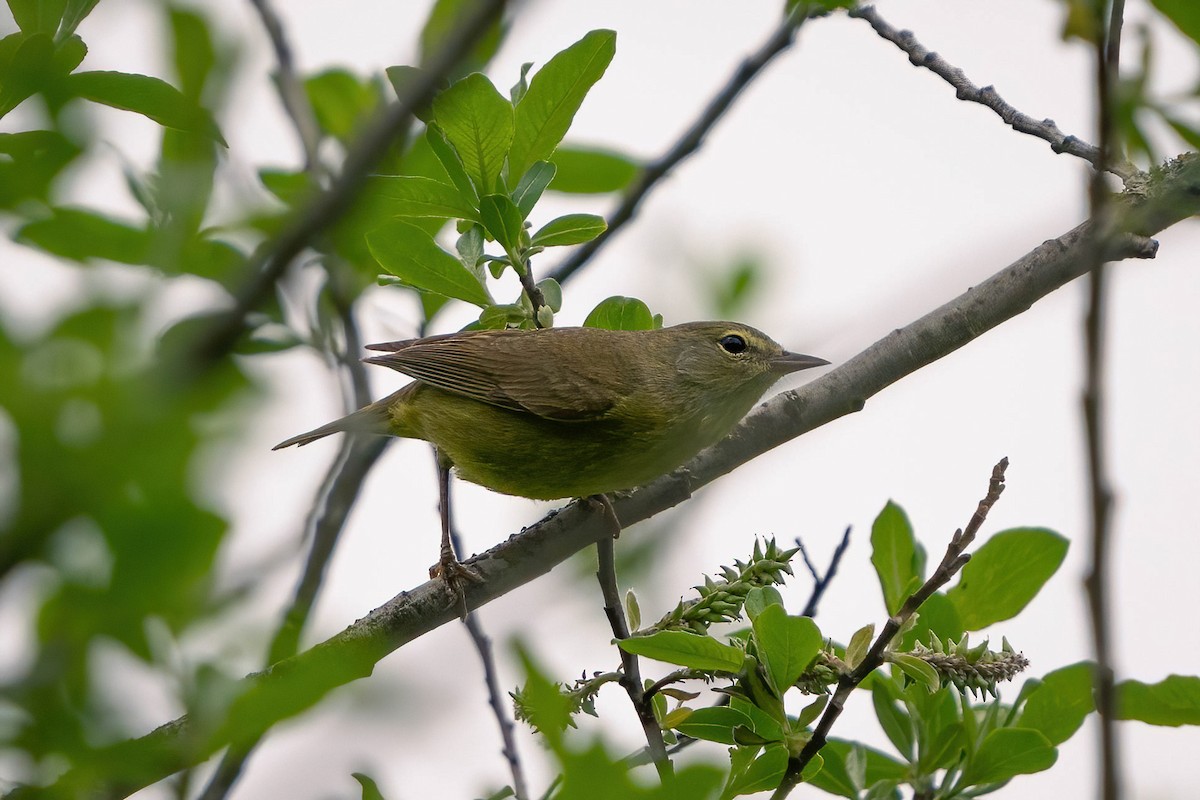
[273,321,827,500]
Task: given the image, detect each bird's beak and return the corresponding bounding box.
[772,351,831,373]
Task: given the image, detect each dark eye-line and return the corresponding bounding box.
[719,334,748,354]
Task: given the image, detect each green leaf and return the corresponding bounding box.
[0,32,54,116]
[583,296,655,331]
[616,631,744,672]
[512,160,555,218]
[1115,674,1200,726]
[536,277,562,313]
[549,144,640,193]
[7,0,65,34]
[17,207,149,264]
[478,193,524,255]
[845,624,874,671]
[531,213,606,248]
[305,68,377,142]
[751,605,822,696]
[1150,0,1200,45]
[66,70,225,143]
[871,501,920,616]
[890,654,940,693]
[367,220,492,307]
[674,706,753,744]
[169,6,214,101]
[58,0,99,38]
[725,743,788,798]
[947,528,1068,631]
[962,728,1057,785]
[1017,662,1095,744]
[432,72,513,193]
[744,586,785,621]
[351,772,387,800]
[361,175,479,221]
[418,0,504,78]
[426,123,479,205]
[507,29,616,187]
[804,739,907,798]
[870,680,914,759]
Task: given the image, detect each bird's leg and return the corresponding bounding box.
[430,451,482,615]
[587,493,622,539]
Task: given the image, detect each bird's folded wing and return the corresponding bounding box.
[364,329,620,421]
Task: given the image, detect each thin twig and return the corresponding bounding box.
[247,0,323,175]
[184,0,507,375]
[799,526,852,618]
[849,4,1141,184]
[457,558,529,799]
[548,6,810,284]
[1084,3,1125,800]
[595,521,674,783]
[771,459,1009,799]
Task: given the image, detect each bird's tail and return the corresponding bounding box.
[272,393,396,450]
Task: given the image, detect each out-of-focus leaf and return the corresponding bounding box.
[549,144,639,193]
[1150,0,1200,45]
[66,70,225,143]
[17,207,150,264]
[804,739,907,798]
[305,68,377,143]
[507,29,616,187]
[7,0,66,35]
[418,0,505,78]
[961,728,1057,785]
[169,6,215,101]
[0,129,79,207]
[583,296,655,331]
[1017,662,1094,744]
[59,0,99,38]
[1115,674,1200,726]
[367,220,492,306]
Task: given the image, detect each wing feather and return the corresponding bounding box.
[364,328,634,420]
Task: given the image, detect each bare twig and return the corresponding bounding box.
[184,0,508,375]
[32,161,1200,798]
[595,515,675,783]
[248,0,323,175]
[548,6,810,284]
[460,588,530,800]
[849,4,1142,184]
[771,460,1009,799]
[1084,3,1126,800]
[799,526,852,618]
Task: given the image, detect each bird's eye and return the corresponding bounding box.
[719,334,748,354]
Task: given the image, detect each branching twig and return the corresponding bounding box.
[770,459,1010,799]
[798,526,852,619]
[849,4,1141,184]
[183,0,507,375]
[30,161,1200,799]
[548,5,810,284]
[1084,3,1126,799]
[596,530,674,783]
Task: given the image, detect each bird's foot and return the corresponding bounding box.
[430,552,483,618]
[586,493,622,539]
